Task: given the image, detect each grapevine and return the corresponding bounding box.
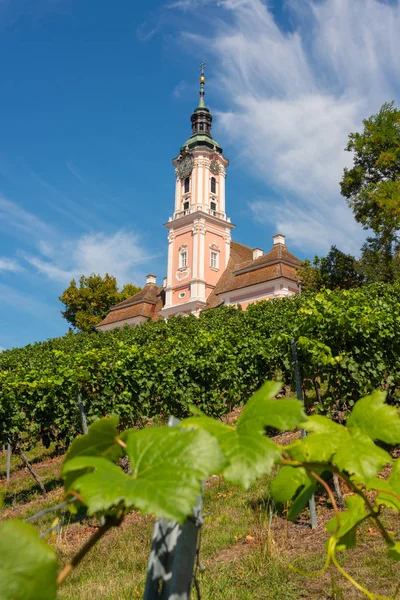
[1,381,400,599]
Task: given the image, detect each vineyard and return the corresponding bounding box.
[1,282,400,599]
[1,282,400,452]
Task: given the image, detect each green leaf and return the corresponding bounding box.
[239,381,306,432]
[270,466,307,503]
[302,415,346,438]
[270,466,318,520]
[347,390,400,444]
[0,520,58,600]
[64,416,123,463]
[372,459,400,511]
[288,434,338,464]
[181,382,285,488]
[334,429,391,483]
[303,414,391,482]
[63,427,225,522]
[326,495,368,550]
[388,542,400,561]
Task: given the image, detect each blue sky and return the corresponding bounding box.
[1,0,400,349]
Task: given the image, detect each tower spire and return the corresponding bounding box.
[198,60,206,108]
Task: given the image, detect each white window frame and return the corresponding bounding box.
[179,248,188,269]
[210,250,219,270]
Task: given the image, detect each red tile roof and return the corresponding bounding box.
[97,284,164,328]
[206,240,300,308]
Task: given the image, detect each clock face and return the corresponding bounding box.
[176,154,194,179]
[210,159,220,175]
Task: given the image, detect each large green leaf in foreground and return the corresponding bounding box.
[64,416,123,463]
[0,520,58,600]
[346,390,400,445]
[181,381,303,488]
[303,415,391,483]
[63,426,225,522]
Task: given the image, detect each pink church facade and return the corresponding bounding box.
[97,67,301,332]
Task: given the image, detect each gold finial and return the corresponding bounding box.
[200,60,206,83]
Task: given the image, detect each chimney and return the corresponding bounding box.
[146,274,157,285]
[252,248,263,260]
[273,233,286,245]
[163,276,167,288]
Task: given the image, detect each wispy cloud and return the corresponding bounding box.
[169,0,400,254]
[24,230,152,285]
[0,257,23,272]
[65,161,87,185]
[173,80,187,98]
[0,195,51,240]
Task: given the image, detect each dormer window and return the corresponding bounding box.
[210,177,216,194]
[184,177,190,194]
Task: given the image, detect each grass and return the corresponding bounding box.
[1,446,400,599]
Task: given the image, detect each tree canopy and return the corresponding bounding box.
[297,246,363,292]
[59,274,141,333]
[340,101,400,282]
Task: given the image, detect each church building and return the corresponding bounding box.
[97,66,301,332]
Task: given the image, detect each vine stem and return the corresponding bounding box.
[309,470,341,528]
[331,550,393,600]
[339,473,394,547]
[57,517,120,586]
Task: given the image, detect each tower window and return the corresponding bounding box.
[184,177,190,194]
[179,249,187,269]
[199,123,204,131]
[183,201,189,211]
[210,251,219,269]
[210,177,216,194]
[210,201,217,212]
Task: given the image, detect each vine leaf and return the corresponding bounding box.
[270,465,317,520]
[388,542,400,561]
[370,458,400,511]
[63,427,225,522]
[0,520,58,600]
[181,381,298,488]
[333,429,391,483]
[326,495,368,550]
[346,390,400,444]
[302,415,391,482]
[63,416,124,492]
[64,416,123,463]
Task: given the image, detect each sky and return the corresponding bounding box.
[1,0,400,350]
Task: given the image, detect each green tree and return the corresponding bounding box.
[296,257,325,292]
[297,246,363,291]
[340,101,400,281]
[59,274,141,333]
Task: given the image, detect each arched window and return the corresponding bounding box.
[199,122,204,131]
[210,177,216,194]
[184,177,190,194]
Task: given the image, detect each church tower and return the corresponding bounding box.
[160,64,234,318]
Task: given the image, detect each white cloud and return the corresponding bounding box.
[0,196,51,240]
[170,0,400,254]
[173,80,187,98]
[0,257,22,272]
[25,230,151,285]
